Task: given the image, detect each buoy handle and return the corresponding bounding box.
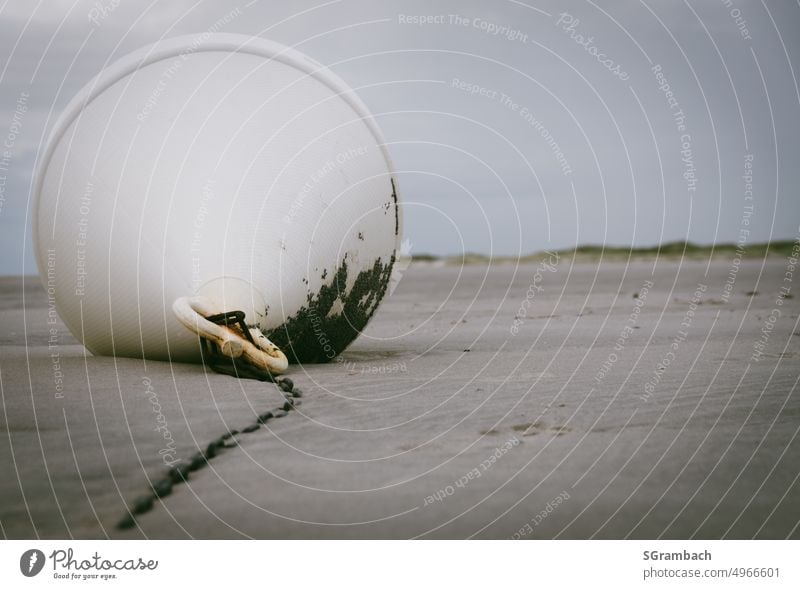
[172,296,288,375]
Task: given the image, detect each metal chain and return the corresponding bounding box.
[116,311,303,531]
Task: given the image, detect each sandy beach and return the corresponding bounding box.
[1,256,798,539]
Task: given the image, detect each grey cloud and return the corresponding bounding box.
[1,0,798,273]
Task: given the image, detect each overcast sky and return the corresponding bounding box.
[1,0,799,274]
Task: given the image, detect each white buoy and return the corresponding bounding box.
[34,34,401,371]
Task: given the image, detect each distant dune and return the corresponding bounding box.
[411,239,798,264]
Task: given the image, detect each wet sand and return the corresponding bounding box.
[1,257,798,538]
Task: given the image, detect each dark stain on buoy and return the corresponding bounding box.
[390,177,399,236]
[267,253,395,363]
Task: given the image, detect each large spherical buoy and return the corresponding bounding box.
[34,34,400,370]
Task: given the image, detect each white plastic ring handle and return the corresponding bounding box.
[172,296,289,375]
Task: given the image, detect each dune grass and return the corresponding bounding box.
[410,239,798,264]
